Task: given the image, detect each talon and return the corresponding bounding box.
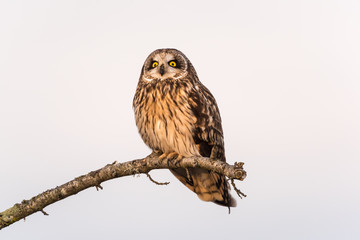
[167,152,179,160]
[158,152,182,167]
[159,153,168,160]
[173,154,183,166]
[168,154,183,167]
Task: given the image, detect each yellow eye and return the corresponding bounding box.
[152,61,159,68]
[169,61,177,67]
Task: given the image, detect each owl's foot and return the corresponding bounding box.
[159,152,175,160]
[159,152,183,167]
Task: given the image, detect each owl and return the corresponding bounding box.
[133,48,236,209]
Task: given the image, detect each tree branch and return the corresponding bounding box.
[0,153,246,230]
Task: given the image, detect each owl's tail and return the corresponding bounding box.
[170,168,237,209]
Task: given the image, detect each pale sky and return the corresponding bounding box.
[1,0,360,239]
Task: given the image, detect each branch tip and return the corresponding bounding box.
[230,179,247,199]
[95,184,103,191]
[40,209,49,216]
[146,173,170,185]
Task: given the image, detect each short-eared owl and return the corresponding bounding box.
[133,48,236,209]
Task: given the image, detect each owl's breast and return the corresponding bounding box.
[134,85,199,157]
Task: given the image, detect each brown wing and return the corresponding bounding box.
[188,83,225,160]
[170,82,236,208]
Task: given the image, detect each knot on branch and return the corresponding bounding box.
[233,162,247,181]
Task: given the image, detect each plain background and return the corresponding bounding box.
[1,0,359,239]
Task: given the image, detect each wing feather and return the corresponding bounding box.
[173,82,236,208]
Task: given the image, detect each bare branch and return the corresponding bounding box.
[230,179,247,199]
[0,153,246,230]
[146,173,170,185]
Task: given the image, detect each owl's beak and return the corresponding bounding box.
[159,64,165,76]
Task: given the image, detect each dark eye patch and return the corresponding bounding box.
[147,60,158,70]
[168,60,178,68]
[170,59,183,68]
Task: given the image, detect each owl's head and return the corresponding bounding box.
[140,48,195,82]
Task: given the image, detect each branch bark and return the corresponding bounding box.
[0,153,246,230]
